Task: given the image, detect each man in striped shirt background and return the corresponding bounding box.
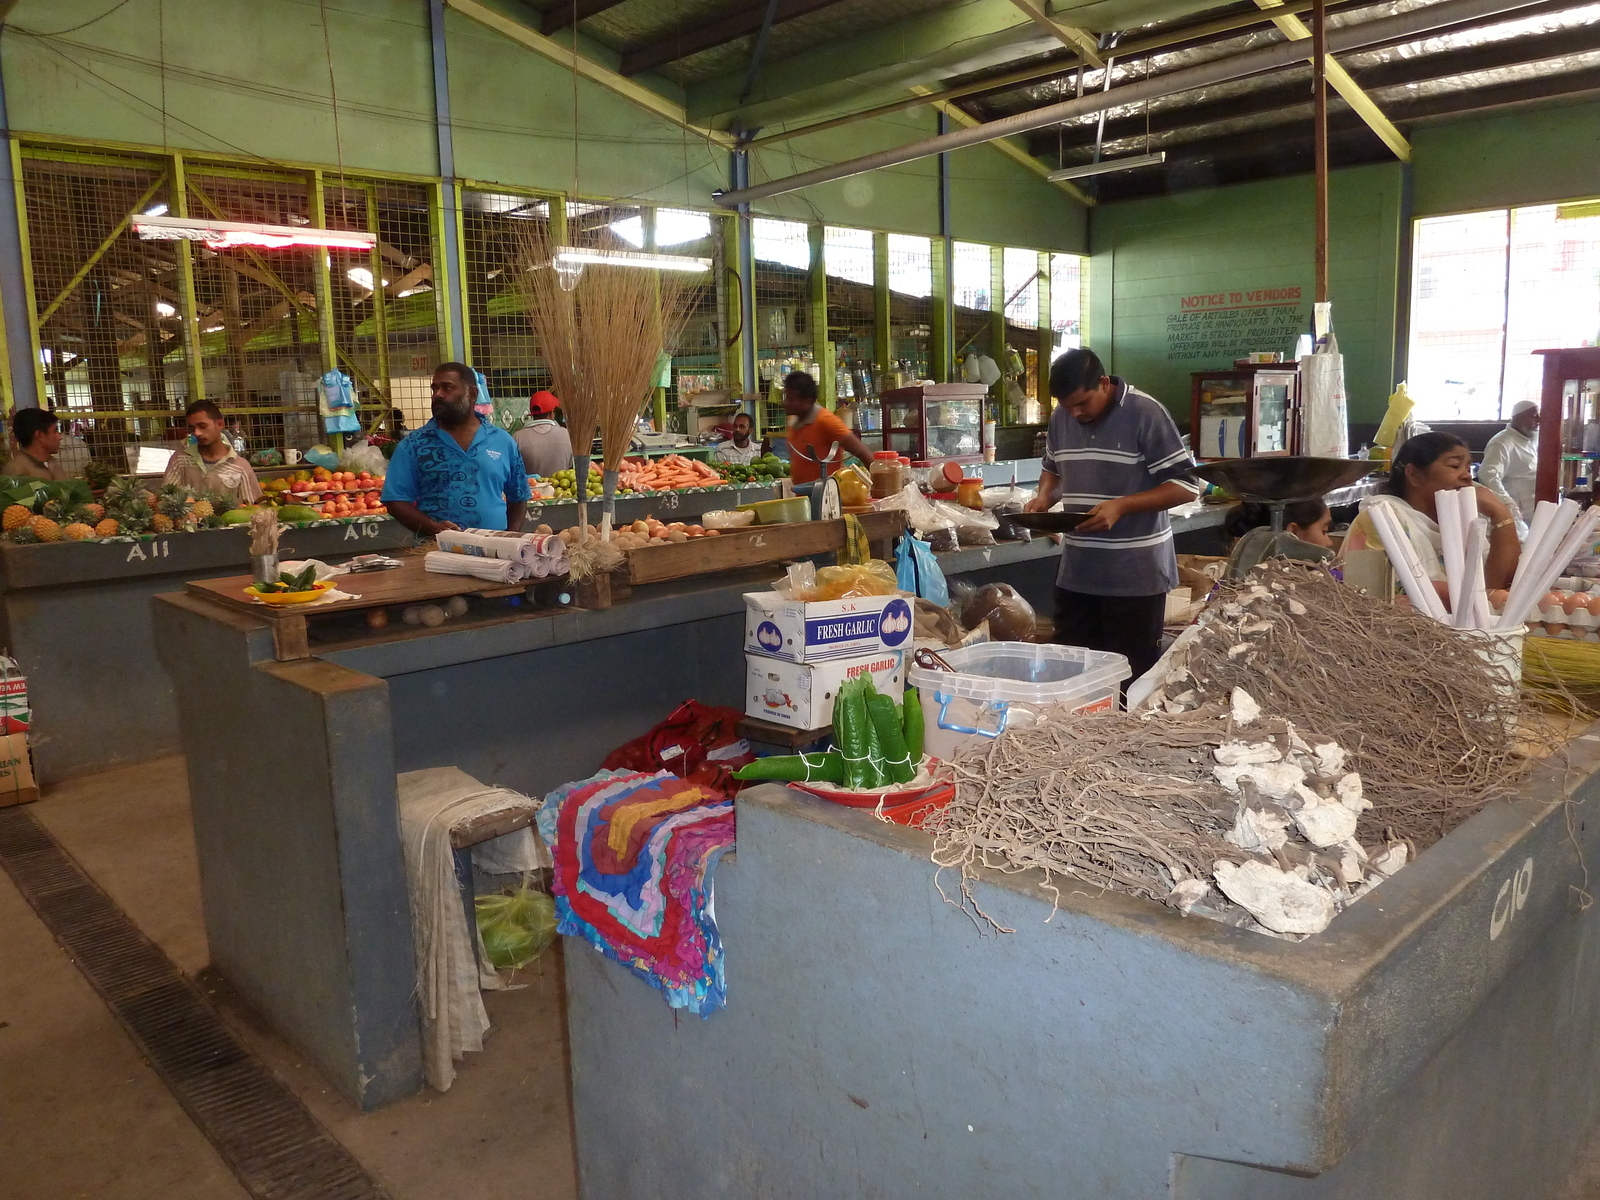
[1025,348,1200,682]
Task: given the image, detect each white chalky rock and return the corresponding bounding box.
[1215,759,1306,799]
[1227,643,1253,659]
[1230,687,1262,726]
[1167,879,1210,913]
[1313,742,1348,776]
[1335,773,1370,812]
[1370,844,1408,878]
[1240,618,1274,636]
[1338,843,1366,887]
[1294,798,1360,848]
[1214,741,1281,766]
[1288,598,1308,616]
[1214,860,1337,935]
[1225,807,1290,853]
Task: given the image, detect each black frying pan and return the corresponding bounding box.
[1004,511,1091,534]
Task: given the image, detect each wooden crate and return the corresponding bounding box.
[623,510,908,585]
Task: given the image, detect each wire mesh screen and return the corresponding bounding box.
[825,226,874,404]
[462,190,554,427]
[182,170,329,452]
[752,218,813,429]
[1504,204,1600,412]
[888,234,932,386]
[1406,210,1510,421]
[952,241,994,361]
[326,179,439,438]
[1050,253,1085,355]
[20,148,177,458]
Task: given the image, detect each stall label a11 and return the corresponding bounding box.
[744,593,913,662]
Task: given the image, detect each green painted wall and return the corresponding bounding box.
[1088,163,1404,424]
[2,0,1086,247]
[1411,99,1600,217]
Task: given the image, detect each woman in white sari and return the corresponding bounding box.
[1342,431,1520,600]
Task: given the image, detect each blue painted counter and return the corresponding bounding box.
[566,761,1600,1200]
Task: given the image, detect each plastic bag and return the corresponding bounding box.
[474,881,556,970]
[340,443,389,476]
[810,560,897,600]
[896,533,950,606]
[600,699,753,793]
[962,583,1037,641]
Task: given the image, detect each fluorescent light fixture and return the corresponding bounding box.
[133,214,376,250]
[155,301,176,317]
[552,246,711,273]
[144,203,169,217]
[1046,151,1167,182]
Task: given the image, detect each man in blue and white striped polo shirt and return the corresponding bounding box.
[1025,348,1199,681]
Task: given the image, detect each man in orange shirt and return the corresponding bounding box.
[782,371,871,485]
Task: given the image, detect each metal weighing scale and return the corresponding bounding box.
[1193,456,1375,580]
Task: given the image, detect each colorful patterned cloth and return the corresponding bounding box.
[538,769,735,1016]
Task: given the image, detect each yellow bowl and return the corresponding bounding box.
[245,579,336,606]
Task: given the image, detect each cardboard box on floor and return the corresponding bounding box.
[0,732,37,808]
[1165,554,1228,624]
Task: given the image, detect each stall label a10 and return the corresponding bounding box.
[744,593,912,662]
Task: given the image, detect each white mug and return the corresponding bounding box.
[284,448,301,464]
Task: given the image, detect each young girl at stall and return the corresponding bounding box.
[1224,498,1335,549]
[1340,431,1520,604]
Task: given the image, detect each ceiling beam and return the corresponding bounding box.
[444,0,737,148]
[541,0,629,35]
[908,85,1094,207]
[621,0,846,77]
[1002,0,1104,67]
[1250,0,1410,160]
[1030,21,1600,160]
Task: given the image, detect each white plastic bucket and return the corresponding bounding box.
[908,642,1131,762]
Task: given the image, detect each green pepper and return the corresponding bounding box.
[733,753,846,784]
[903,686,924,767]
[866,693,915,784]
[855,676,887,787]
[833,677,876,789]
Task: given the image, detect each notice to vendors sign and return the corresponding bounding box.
[1165,286,1307,362]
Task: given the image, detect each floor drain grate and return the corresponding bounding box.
[0,806,391,1200]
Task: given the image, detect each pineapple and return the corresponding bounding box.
[82,502,105,523]
[154,484,192,535]
[62,522,93,542]
[93,518,120,538]
[8,526,38,545]
[37,498,67,523]
[28,516,61,543]
[190,498,215,522]
[2,504,29,532]
[151,513,174,533]
[118,500,154,536]
[103,476,151,517]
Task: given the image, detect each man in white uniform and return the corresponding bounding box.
[1479,399,1539,532]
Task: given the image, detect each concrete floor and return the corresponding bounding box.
[0,757,578,1200]
[4,755,1600,1199]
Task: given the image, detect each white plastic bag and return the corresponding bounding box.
[1300,352,1348,458]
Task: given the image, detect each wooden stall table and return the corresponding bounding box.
[185,551,529,661]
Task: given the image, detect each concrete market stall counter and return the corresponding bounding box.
[3,518,414,784]
[567,763,1600,1200]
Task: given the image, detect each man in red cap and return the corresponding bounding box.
[515,389,574,478]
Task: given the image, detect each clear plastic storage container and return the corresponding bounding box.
[907,642,1131,762]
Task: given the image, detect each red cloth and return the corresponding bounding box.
[601,701,754,793]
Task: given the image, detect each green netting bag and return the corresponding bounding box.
[474,880,557,970]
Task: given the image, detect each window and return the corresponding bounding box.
[1407,204,1600,420]
[1050,253,1084,354]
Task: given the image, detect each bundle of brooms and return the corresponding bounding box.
[514,222,695,579]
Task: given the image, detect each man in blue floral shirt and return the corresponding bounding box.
[382,363,530,537]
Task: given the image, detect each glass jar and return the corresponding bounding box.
[957,476,985,510]
[870,451,907,499]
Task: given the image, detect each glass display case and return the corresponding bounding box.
[880,383,991,462]
[1190,366,1301,461]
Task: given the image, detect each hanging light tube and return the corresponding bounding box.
[132,214,377,250]
[1046,151,1166,182]
[553,246,711,273]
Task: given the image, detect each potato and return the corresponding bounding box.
[649,536,666,545]
[535,523,552,535]
[667,530,688,543]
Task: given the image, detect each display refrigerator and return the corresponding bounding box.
[879,383,991,463]
[1190,365,1301,461]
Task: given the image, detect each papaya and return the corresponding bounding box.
[219,507,259,526]
[275,505,320,524]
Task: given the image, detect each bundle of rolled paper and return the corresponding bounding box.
[429,528,569,582]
